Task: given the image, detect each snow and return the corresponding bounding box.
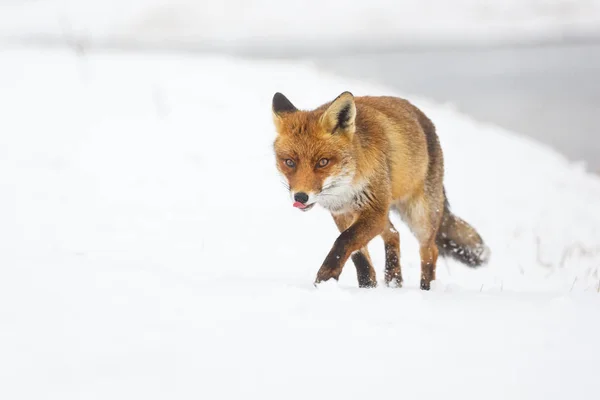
[1,0,600,50]
[0,47,600,399]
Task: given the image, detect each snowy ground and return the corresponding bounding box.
[1,0,600,50]
[1,48,600,399]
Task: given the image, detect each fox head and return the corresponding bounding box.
[272,91,361,213]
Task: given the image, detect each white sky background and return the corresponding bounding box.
[0,0,599,49]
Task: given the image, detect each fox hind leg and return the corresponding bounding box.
[382,219,402,287]
[419,242,439,290]
[395,190,444,291]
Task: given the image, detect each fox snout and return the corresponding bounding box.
[294,192,309,204]
[291,190,317,211]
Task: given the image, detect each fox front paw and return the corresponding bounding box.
[314,266,342,285]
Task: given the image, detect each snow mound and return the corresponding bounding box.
[0,49,599,399]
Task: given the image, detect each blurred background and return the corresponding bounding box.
[1,0,599,172]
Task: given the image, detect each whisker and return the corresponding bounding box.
[279,180,290,191]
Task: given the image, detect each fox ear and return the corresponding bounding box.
[320,91,356,135]
[272,92,298,117]
[272,92,298,131]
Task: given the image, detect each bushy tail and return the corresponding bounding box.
[436,195,490,267]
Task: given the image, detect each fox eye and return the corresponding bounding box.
[317,158,329,168]
[284,159,296,168]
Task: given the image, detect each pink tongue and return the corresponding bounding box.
[293,201,307,209]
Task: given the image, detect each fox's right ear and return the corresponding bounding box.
[272,92,297,117]
[272,92,298,131]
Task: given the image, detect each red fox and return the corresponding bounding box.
[272,91,489,290]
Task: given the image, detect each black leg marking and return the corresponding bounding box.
[384,242,402,287]
[351,252,377,288]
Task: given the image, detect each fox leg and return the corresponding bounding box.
[332,213,377,288]
[315,208,387,285]
[382,219,402,287]
[351,247,377,288]
[396,190,443,291]
[419,243,439,290]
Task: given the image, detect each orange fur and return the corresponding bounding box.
[272,92,489,290]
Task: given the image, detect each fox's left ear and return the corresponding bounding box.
[320,91,356,135]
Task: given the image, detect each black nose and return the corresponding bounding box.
[294,192,309,204]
